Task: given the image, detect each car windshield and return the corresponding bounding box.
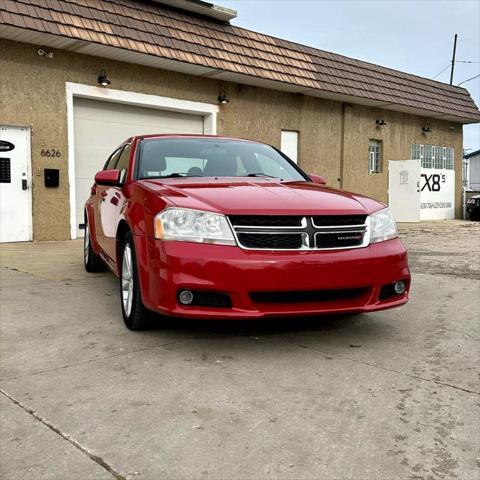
[138,138,307,181]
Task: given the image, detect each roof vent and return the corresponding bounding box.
[153,0,237,22]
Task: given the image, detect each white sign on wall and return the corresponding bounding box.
[389,161,455,222]
[419,168,455,220]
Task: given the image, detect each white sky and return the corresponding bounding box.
[225,0,480,153]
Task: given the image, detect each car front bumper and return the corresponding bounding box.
[137,237,410,319]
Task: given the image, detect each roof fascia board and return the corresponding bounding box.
[151,0,237,22]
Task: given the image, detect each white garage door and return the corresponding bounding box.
[73,97,204,237]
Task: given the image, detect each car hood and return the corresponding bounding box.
[140,178,385,215]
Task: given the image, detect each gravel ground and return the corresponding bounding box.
[399,220,480,279]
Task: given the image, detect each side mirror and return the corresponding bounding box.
[95,169,121,186]
[309,173,326,185]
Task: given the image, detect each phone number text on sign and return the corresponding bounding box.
[420,202,453,209]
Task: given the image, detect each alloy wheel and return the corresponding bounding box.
[84,223,90,264]
[121,244,134,316]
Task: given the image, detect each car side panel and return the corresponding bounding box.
[118,183,170,306]
[85,196,101,254]
[98,185,126,262]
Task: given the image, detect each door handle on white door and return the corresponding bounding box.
[22,179,28,190]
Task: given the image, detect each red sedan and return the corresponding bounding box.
[84,135,410,330]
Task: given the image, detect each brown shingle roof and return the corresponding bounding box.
[1,0,479,122]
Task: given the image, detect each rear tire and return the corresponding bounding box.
[120,232,151,330]
[84,216,105,273]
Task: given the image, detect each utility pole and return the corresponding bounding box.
[449,34,458,85]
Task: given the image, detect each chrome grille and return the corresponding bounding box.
[229,215,369,251]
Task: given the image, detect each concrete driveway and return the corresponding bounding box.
[1,221,479,480]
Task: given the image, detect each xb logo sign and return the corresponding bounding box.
[421,173,446,192]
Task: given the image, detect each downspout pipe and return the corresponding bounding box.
[338,103,346,188]
[462,157,468,219]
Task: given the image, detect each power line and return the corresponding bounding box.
[458,73,480,86]
[432,61,480,80]
[433,64,451,79]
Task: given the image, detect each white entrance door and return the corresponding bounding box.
[73,97,204,237]
[0,126,32,242]
[388,160,421,223]
[281,130,299,164]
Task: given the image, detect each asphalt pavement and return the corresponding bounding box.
[1,220,479,480]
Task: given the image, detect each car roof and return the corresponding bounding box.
[127,134,261,143]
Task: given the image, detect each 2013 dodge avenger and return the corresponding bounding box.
[84,135,410,330]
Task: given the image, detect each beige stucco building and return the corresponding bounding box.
[1,0,479,241]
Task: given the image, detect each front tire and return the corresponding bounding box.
[120,232,150,330]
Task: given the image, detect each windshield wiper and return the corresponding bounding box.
[157,173,203,178]
[245,173,278,178]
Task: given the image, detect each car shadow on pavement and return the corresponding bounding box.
[132,311,397,356]
[144,311,379,338]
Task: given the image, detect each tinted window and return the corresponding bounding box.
[116,144,131,173]
[161,157,206,177]
[138,138,306,181]
[104,147,123,170]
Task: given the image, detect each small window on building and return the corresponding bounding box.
[411,143,422,161]
[412,143,454,170]
[281,130,299,164]
[445,147,454,170]
[422,144,433,168]
[433,146,444,169]
[368,140,382,173]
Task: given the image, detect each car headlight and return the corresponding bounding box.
[154,208,236,246]
[369,208,398,243]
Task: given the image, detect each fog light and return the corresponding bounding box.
[179,289,194,305]
[394,281,406,295]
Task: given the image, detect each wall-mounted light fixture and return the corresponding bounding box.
[97,70,111,87]
[37,48,54,59]
[376,119,387,127]
[218,93,229,104]
[422,126,432,133]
